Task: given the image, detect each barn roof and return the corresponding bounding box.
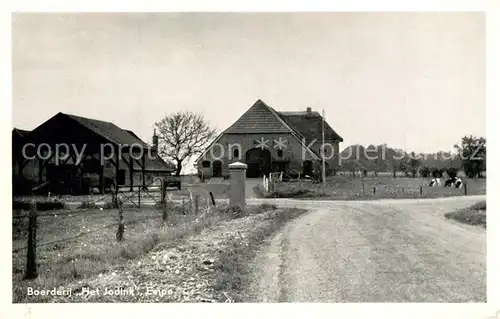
[223,99,298,134]
[12,128,31,137]
[63,113,150,148]
[62,114,174,171]
[222,99,342,143]
[277,111,343,143]
[140,155,176,172]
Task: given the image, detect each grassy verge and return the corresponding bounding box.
[256,176,486,200]
[445,200,486,228]
[16,203,306,303]
[212,205,306,302]
[12,203,231,303]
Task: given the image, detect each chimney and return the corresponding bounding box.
[152,128,158,150]
[306,107,312,117]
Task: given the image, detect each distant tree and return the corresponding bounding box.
[454,135,486,178]
[446,167,458,179]
[431,168,444,178]
[399,160,411,177]
[409,153,421,178]
[155,111,217,176]
[420,166,430,178]
[400,152,421,178]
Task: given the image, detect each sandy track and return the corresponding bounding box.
[247,196,486,302]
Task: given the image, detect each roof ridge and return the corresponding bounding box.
[63,112,116,126]
[62,112,150,148]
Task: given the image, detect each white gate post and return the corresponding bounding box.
[229,162,247,210]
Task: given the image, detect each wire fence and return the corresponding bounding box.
[12,181,220,280]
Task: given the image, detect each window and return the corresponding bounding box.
[233,149,240,159]
[202,161,210,168]
[277,149,283,157]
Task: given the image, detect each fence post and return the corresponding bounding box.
[209,192,216,206]
[162,199,168,223]
[161,179,166,205]
[182,198,185,215]
[373,187,376,195]
[362,182,365,196]
[116,198,124,242]
[195,195,199,215]
[24,201,38,280]
[138,186,141,208]
[189,189,194,213]
[112,191,117,208]
[464,182,468,195]
[420,186,423,196]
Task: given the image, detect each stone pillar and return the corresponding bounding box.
[229,162,247,210]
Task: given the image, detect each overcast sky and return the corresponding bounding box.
[12,12,485,153]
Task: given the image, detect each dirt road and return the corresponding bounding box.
[246,196,486,302]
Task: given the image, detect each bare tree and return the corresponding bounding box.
[155,111,217,176]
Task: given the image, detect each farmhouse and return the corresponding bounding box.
[195,99,343,178]
[12,113,174,195]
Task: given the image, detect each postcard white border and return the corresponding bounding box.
[1,1,498,318]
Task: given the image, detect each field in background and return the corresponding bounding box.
[261,176,486,200]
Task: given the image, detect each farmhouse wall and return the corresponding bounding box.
[196,133,321,177]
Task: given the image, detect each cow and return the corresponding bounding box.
[454,177,463,188]
[429,178,442,187]
[444,177,456,187]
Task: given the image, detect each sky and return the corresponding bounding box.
[12,12,485,155]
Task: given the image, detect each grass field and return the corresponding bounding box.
[12,202,232,303]
[12,201,306,303]
[445,200,486,227]
[260,176,486,200]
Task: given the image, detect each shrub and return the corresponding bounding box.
[12,200,66,211]
[446,168,458,179]
[420,166,430,178]
[431,168,444,178]
[77,201,96,209]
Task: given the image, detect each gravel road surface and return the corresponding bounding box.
[247,196,486,302]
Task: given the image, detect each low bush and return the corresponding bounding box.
[12,200,66,211]
[77,201,97,209]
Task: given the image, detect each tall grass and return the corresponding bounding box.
[12,203,231,303]
[445,200,486,227]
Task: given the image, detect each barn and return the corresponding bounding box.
[12,112,174,195]
[195,99,343,178]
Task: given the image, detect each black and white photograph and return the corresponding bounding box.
[5,9,494,311]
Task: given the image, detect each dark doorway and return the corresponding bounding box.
[213,160,222,177]
[303,160,313,177]
[245,148,271,178]
[46,164,81,195]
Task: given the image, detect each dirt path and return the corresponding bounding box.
[246,196,486,302]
